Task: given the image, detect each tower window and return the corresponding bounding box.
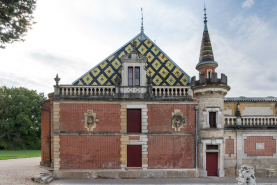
[209,112,216,128]
[207,69,212,78]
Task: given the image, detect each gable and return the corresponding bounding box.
[72,32,190,86]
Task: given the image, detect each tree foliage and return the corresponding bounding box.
[0,86,46,150]
[0,0,37,49]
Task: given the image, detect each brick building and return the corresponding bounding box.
[40,8,277,178]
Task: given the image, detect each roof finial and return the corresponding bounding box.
[204,3,207,23]
[141,8,144,33]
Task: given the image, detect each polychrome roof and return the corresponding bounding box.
[72,32,190,86]
[198,21,215,63]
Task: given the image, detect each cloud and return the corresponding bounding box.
[242,0,254,9]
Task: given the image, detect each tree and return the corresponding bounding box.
[0,86,46,149]
[0,0,37,49]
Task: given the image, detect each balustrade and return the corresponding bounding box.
[152,87,191,97]
[225,116,277,126]
[59,86,115,97]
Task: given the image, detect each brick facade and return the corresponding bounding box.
[59,104,121,132]
[59,135,121,169]
[225,136,234,157]
[244,136,276,156]
[148,135,195,169]
[147,104,196,132]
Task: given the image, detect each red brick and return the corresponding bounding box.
[59,135,121,169]
[147,104,197,132]
[148,135,196,169]
[244,136,276,156]
[225,136,234,157]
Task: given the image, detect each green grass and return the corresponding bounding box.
[0,150,41,160]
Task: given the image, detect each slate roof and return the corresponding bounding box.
[72,32,190,86]
[224,97,277,102]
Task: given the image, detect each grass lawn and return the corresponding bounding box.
[0,150,41,160]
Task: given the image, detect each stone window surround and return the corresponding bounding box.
[207,69,212,78]
[200,138,224,177]
[203,106,222,129]
[241,133,277,159]
[224,135,236,158]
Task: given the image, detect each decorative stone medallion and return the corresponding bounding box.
[171,109,186,131]
[82,110,99,131]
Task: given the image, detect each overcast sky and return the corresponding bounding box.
[1,0,277,97]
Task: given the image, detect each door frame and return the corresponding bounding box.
[200,139,224,177]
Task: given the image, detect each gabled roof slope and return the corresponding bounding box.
[73,32,190,86]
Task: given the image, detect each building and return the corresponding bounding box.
[40,8,277,178]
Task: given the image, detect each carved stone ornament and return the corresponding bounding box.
[81,110,99,131]
[171,110,187,131]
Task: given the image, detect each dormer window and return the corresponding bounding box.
[128,67,140,86]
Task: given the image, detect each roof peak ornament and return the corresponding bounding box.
[204,3,208,32]
[141,8,144,33]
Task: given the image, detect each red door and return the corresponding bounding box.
[127,145,142,167]
[127,109,141,133]
[206,152,218,176]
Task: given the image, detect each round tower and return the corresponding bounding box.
[191,6,230,177]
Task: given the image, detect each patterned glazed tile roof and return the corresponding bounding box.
[198,22,214,63]
[224,97,277,102]
[72,32,190,86]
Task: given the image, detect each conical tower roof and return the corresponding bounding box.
[198,7,215,64]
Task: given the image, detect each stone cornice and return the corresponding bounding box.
[196,61,218,70]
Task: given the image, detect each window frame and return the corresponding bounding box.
[135,67,140,86]
[209,112,217,128]
[128,67,133,86]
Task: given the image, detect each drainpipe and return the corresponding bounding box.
[40,106,51,167]
[195,106,199,170]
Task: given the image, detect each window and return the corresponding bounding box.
[207,69,212,78]
[128,67,133,86]
[127,109,141,133]
[135,67,140,86]
[206,145,218,150]
[209,112,216,128]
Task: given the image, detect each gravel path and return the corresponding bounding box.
[0,157,49,185]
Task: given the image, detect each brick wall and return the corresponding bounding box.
[60,104,121,132]
[60,135,121,169]
[244,136,276,156]
[225,136,234,157]
[148,135,195,169]
[41,100,51,165]
[147,104,197,132]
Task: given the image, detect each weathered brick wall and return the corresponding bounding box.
[60,135,121,169]
[147,104,197,132]
[41,100,51,165]
[244,136,276,156]
[59,104,121,132]
[148,135,196,169]
[225,136,234,157]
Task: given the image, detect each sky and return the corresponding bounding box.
[1,0,277,97]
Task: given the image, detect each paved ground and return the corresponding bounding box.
[0,157,48,185]
[50,177,277,185]
[1,157,277,185]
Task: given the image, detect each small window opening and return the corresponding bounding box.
[206,145,218,150]
[209,112,216,128]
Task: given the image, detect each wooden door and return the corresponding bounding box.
[206,152,218,176]
[127,109,141,133]
[127,145,142,167]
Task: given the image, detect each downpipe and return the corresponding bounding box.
[195,106,199,170]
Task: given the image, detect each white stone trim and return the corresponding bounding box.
[241,133,277,159]
[200,139,224,177]
[207,69,212,78]
[203,107,222,129]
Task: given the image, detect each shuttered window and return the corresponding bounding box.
[209,112,216,128]
[127,109,141,133]
[127,145,142,167]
